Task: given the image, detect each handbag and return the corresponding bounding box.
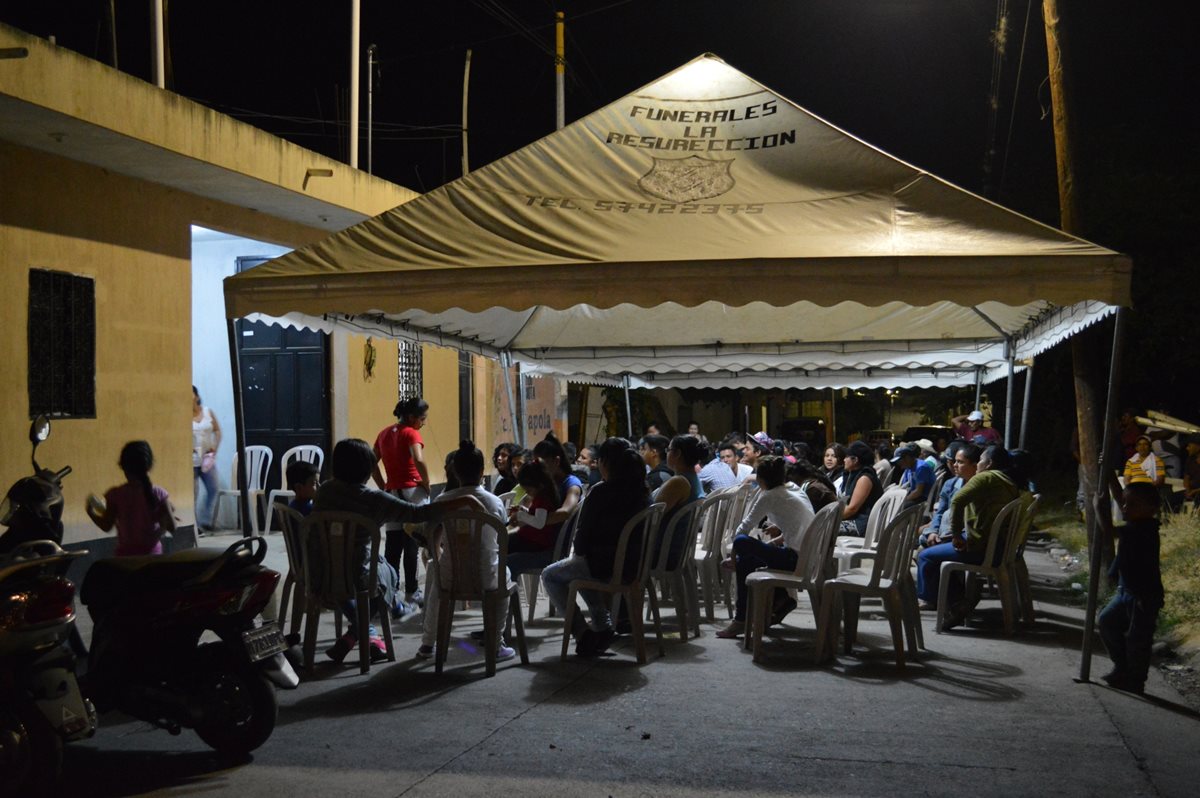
[200,451,216,474]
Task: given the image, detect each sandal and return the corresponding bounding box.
[715,621,745,639]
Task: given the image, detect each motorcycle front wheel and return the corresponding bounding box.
[193,666,277,756]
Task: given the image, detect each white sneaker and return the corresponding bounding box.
[496,643,516,661]
[415,644,435,660]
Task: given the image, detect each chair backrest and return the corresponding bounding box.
[651,499,705,576]
[552,496,586,560]
[978,497,1023,566]
[866,504,925,588]
[926,469,949,516]
[273,504,307,580]
[721,480,760,553]
[432,509,509,599]
[861,486,907,549]
[231,445,273,492]
[278,445,325,491]
[595,502,665,589]
[795,500,845,586]
[496,491,517,514]
[695,489,736,555]
[300,511,380,603]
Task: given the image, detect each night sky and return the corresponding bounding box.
[4,2,1197,426]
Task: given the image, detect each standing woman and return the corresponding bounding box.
[192,386,221,533]
[373,397,431,610]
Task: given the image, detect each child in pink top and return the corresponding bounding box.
[87,441,176,556]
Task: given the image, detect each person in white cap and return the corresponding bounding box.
[952,410,1002,446]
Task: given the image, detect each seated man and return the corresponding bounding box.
[416,441,513,662]
[285,459,319,516]
[698,435,752,492]
[312,438,481,662]
[892,444,935,510]
[639,433,673,491]
[920,443,979,548]
[716,456,815,639]
[916,446,1029,628]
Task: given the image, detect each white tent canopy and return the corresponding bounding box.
[225,54,1129,387]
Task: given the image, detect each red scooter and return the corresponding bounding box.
[79,536,298,756]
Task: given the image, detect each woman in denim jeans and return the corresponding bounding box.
[541,437,649,657]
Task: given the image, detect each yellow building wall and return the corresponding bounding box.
[0,142,347,544]
[419,344,461,486]
[344,334,400,447]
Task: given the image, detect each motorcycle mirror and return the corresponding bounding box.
[30,415,51,444]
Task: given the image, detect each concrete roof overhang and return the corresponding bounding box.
[0,23,415,233]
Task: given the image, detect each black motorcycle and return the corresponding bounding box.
[79,535,298,756]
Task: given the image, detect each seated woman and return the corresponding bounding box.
[651,435,707,569]
[541,437,650,657]
[821,443,847,491]
[530,433,584,526]
[416,441,512,661]
[504,460,563,577]
[838,441,885,536]
[787,458,839,511]
[716,456,816,639]
[312,438,481,663]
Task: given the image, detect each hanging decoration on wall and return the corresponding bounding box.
[363,336,377,381]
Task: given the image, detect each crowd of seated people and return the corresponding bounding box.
[298,402,1171,673]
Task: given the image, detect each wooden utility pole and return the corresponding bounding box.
[1044,0,1105,553]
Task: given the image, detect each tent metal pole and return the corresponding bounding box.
[515,362,527,448]
[1080,308,1125,682]
[622,374,633,438]
[1004,339,1016,448]
[225,319,252,539]
[1019,357,1035,449]
[974,367,983,409]
[500,352,520,448]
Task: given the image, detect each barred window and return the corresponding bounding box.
[28,269,96,418]
[398,340,423,399]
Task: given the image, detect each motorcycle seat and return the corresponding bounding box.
[80,547,232,610]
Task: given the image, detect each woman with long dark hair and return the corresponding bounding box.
[541,437,650,656]
[491,442,517,495]
[373,397,431,610]
[822,443,847,490]
[838,441,884,536]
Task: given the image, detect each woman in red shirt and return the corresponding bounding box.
[373,397,430,608]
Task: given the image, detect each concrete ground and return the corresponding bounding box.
[63,534,1200,797]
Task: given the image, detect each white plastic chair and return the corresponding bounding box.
[430,509,529,677]
[832,486,907,573]
[265,445,325,532]
[299,511,395,674]
[744,500,844,660]
[558,502,666,664]
[273,505,311,637]
[692,489,738,622]
[213,445,273,534]
[517,498,583,623]
[815,505,925,667]
[646,499,706,642]
[1012,494,1042,626]
[936,497,1025,635]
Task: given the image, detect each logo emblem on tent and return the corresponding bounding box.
[638,155,734,203]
